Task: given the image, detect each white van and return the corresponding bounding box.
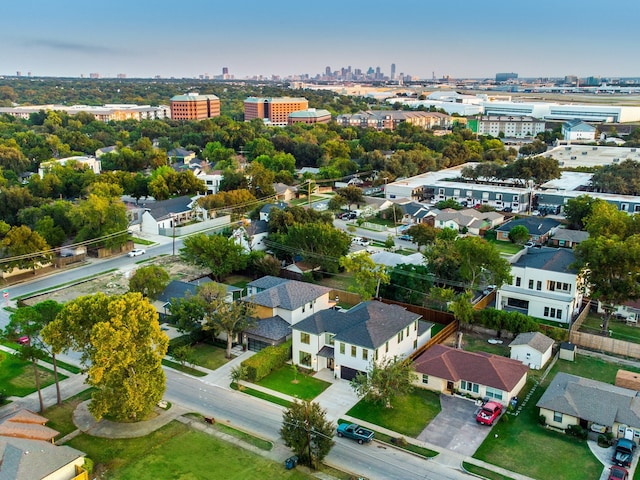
[351,237,370,246]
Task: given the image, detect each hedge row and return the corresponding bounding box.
[241,339,292,382]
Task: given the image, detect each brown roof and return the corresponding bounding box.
[616,370,640,391]
[0,409,59,442]
[413,344,528,392]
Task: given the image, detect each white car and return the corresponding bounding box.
[128,248,146,257]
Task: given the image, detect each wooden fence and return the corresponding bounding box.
[378,298,456,325]
[409,321,459,361]
[569,331,640,360]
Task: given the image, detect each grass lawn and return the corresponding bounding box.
[189,342,231,371]
[485,238,523,255]
[162,359,207,377]
[461,335,510,357]
[256,366,331,401]
[580,312,640,343]
[463,463,514,480]
[43,389,93,436]
[131,236,155,246]
[67,421,313,480]
[0,350,64,397]
[472,355,629,480]
[290,195,325,206]
[346,389,441,438]
[231,383,292,408]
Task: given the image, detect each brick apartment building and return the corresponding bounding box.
[170,93,221,120]
[244,97,309,126]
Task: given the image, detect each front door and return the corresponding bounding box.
[327,358,334,370]
[446,381,454,393]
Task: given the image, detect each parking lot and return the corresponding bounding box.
[417,395,497,456]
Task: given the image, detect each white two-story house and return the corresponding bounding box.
[292,300,432,380]
[495,247,584,324]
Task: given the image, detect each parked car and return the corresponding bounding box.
[398,234,413,241]
[17,336,29,345]
[524,241,535,248]
[613,438,636,467]
[128,248,146,257]
[608,466,629,480]
[351,237,370,247]
[336,423,374,444]
[476,401,502,426]
[502,206,513,213]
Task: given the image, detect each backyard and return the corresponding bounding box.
[580,312,640,343]
[485,238,523,256]
[473,353,639,480]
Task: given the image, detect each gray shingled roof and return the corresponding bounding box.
[157,279,240,304]
[294,300,422,350]
[144,195,193,221]
[243,316,290,341]
[248,280,331,310]
[246,275,289,291]
[513,247,578,273]
[510,332,554,353]
[0,437,85,480]
[496,217,560,235]
[536,372,640,427]
[552,229,589,243]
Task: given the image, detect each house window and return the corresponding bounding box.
[536,281,542,291]
[299,351,311,367]
[397,330,404,343]
[528,279,534,289]
[385,341,389,353]
[300,332,310,345]
[413,339,417,349]
[340,343,345,355]
[461,380,479,394]
[375,349,379,360]
[485,387,503,400]
[362,349,368,361]
[406,326,410,337]
[515,277,521,287]
[325,333,335,345]
[422,374,429,384]
[302,305,306,313]
[553,411,563,423]
[351,345,357,357]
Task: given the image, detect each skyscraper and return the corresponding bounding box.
[391,63,396,80]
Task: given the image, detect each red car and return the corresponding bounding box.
[608,466,629,480]
[17,336,29,345]
[476,401,503,426]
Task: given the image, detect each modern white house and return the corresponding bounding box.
[495,247,584,324]
[38,156,102,178]
[509,332,554,370]
[231,220,268,252]
[291,300,431,380]
[562,120,597,142]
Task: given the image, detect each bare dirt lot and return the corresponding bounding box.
[23,256,211,306]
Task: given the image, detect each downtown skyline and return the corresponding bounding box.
[2,0,640,80]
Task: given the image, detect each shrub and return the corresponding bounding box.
[241,339,292,382]
[566,424,587,439]
[391,436,408,447]
[538,414,546,426]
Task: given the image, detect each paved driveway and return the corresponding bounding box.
[418,395,496,456]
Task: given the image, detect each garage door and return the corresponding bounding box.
[248,337,270,352]
[340,366,363,381]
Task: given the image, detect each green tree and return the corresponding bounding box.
[380,263,433,305]
[339,252,390,301]
[198,282,256,358]
[280,400,335,469]
[4,307,48,411]
[455,236,512,290]
[351,357,415,408]
[338,185,364,210]
[128,265,170,300]
[180,233,248,282]
[435,199,464,210]
[407,223,438,251]
[508,225,530,244]
[449,291,475,332]
[0,225,52,274]
[72,192,128,249]
[41,292,169,421]
[563,195,602,231]
[172,345,195,367]
[32,300,64,405]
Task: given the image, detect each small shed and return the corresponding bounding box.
[559,342,576,361]
[509,332,554,370]
[615,370,640,391]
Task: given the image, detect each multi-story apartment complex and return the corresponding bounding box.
[0,104,170,122]
[170,93,220,120]
[287,108,331,125]
[335,110,454,131]
[244,97,308,126]
[468,115,545,139]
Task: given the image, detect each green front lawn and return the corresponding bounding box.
[485,238,523,255]
[346,389,441,438]
[189,342,231,371]
[43,389,93,436]
[255,366,331,401]
[231,383,292,408]
[67,421,313,480]
[463,463,514,480]
[0,350,64,397]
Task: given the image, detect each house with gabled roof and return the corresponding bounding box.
[167,147,196,163]
[537,372,640,439]
[509,331,554,370]
[292,300,432,380]
[562,120,596,142]
[495,217,560,244]
[153,279,241,319]
[413,344,528,405]
[548,228,589,248]
[434,208,505,235]
[139,195,201,235]
[259,202,288,222]
[495,247,584,324]
[399,201,438,226]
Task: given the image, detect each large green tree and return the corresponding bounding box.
[350,357,415,408]
[563,195,602,231]
[280,400,335,469]
[339,252,390,301]
[180,233,248,282]
[0,225,52,274]
[575,202,640,334]
[129,265,170,300]
[455,236,512,290]
[41,292,168,421]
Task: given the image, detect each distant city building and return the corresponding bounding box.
[244,97,308,126]
[390,63,396,80]
[89,72,100,79]
[170,92,221,120]
[287,108,331,125]
[468,115,546,139]
[496,72,518,82]
[0,104,170,122]
[39,156,101,178]
[117,73,127,79]
[561,120,597,142]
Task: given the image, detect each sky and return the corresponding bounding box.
[2,0,640,80]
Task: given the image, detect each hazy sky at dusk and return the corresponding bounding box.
[2,0,639,79]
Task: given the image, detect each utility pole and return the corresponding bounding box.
[171,214,176,256]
